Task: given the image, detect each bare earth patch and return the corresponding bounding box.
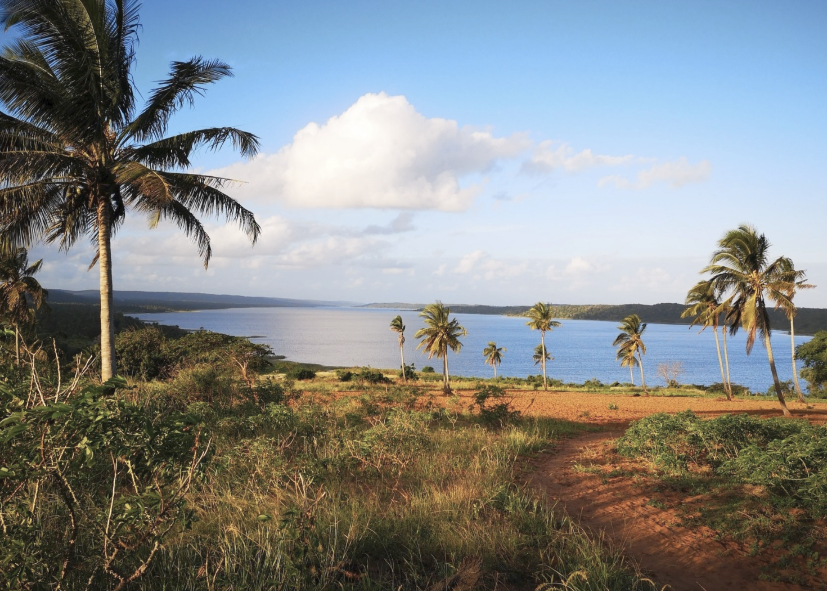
[527,428,824,591]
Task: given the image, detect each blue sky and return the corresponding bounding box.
[31,0,827,306]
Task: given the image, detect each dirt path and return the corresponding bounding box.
[528,429,807,591]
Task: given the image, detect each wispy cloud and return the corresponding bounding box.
[599,157,711,190]
[522,141,637,174]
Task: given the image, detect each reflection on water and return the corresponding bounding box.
[134,306,810,392]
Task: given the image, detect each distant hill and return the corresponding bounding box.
[362,302,827,336]
[49,289,359,313]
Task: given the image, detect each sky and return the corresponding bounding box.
[23,0,827,306]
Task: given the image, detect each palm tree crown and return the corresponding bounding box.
[0,0,260,379]
[482,341,505,378]
[415,301,466,392]
[532,344,551,365]
[681,280,733,400]
[525,302,561,391]
[703,225,793,416]
[613,314,647,392]
[0,246,47,363]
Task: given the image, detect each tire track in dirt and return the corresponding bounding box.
[528,429,806,591]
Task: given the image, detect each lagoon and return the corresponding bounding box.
[134,306,811,392]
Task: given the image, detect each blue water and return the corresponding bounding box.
[134,307,812,393]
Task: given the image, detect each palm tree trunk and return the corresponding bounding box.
[541,332,547,391]
[399,339,406,383]
[713,326,731,401]
[493,364,497,378]
[637,351,647,393]
[97,201,117,382]
[14,325,19,366]
[790,316,805,403]
[722,325,732,396]
[442,350,450,393]
[629,364,634,385]
[764,331,791,417]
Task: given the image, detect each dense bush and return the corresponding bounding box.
[618,412,827,516]
[473,384,520,427]
[288,367,316,380]
[335,369,353,382]
[398,362,419,381]
[115,325,169,379]
[798,331,827,397]
[357,366,390,384]
[421,365,435,373]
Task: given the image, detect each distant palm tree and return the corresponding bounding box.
[775,260,815,403]
[390,315,407,382]
[613,314,647,393]
[532,343,551,366]
[0,1,260,380]
[617,345,638,385]
[415,302,466,393]
[0,247,48,363]
[681,280,733,400]
[483,341,506,378]
[526,302,561,391]
[704,225,793,416]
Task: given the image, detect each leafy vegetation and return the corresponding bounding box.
[798,331,827,397]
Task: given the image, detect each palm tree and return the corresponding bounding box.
[0,1,260,380]
[681,280,733,400]
[0,247,47,363]
[613,314,647,393]
[703,225,793,417]
[616,345,638,385]
[415,301,466,393]
[775,260,815,403]
[526,302,561,391]
[483,341,506,378]
[390,315,407,382]
[532,343,551,366]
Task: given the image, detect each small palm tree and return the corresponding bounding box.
[0,247,48,364]
[617,345,638,385]
[532,343,551,366]
[681,280,733,400]
[613,314,647,393]
[704,225,793,416]
[483,341,506,378]
[0,1,260,380]
[775,260,815,403]
[390,315,407,382]
[526,302,561,391]
[415,302,466,393]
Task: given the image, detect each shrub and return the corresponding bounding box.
[115,325,169,380]
[398,362,419,381]
[473,384,520,427]
[357,367,390,384]
[336,369,353,382]
[289,367,316,381]
[421,365,435,373]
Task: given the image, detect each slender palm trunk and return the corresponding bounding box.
[713,326,731,400]
[541,332,547,391]
[98,202,116,382]
[722,325,732,395]
[629,364,634,385]
[493,364,497,378]
[14,325,19,366]
[764,331,791,417]
[399,338,406,383]
[790,317,805,403]
[442,349,450,393]
[637,351,647,393]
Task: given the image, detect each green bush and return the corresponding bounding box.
[335,369,353,382]
[473,384,520,427]
[421,365,435,373]
[798,331,827,396]
[398,362,419,381]
[357,367,389,384]
[115,325,169,380]
[289,367,316,381]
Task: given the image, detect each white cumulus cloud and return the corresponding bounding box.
[211,92,530,211]
[599,157,712,190]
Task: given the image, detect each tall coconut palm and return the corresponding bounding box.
[616,345,638,385]
[0,0,260,380]
[390,314,407,382]
[681,280,733,400]
[613,314,647,393]
[703,225,793,417]
[0,247,47,363]
[483,341,505,378]
[775,260,815,403]
[526,302,561,391]
[415,301,466,393]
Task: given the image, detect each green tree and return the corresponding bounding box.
[616,345,638,385]
[797,331,827,397]
[532,343,551,366]
[0,247,47,363]
[775,260,815,403]
[415,301,466,393]
[0,0,260,381]
[704,225,793,416]
[482,341,506,378]
[681,280,733,400]
[525,302,561,391]
[390,315,407,383]
[613,314,647,393]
